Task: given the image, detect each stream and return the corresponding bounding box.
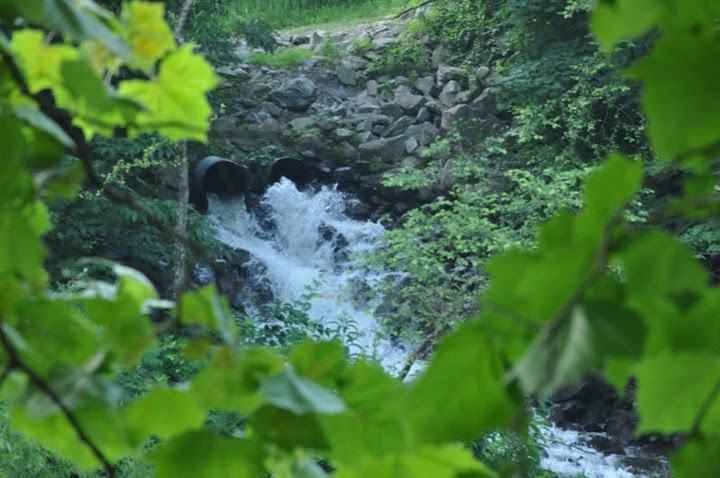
[206,178,667,477]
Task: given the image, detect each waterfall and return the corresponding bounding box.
[206,177,666,478]
[207,178,411,374]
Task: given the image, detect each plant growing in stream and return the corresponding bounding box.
[1,1,720,478]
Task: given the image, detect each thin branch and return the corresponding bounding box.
[397,324,451,381]
[689,375,720,439]
[0,321,115,477]
[392,0,436,20]
[173,0,196,45]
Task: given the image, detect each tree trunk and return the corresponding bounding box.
[170,0,196,300]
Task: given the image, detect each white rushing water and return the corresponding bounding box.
[207,178,663,478]
[207,178,410,374]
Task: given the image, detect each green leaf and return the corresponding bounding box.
[671,436,720,478]
[260,369,346,415]
[334,445,495,478]
[320,361,412,463]
[634,352,720,434]
[191,346,284,413]
[289,339,347,388]
[118,45,219,141]
[120,0,175,72]
[12,104,75,148]
[250,405,330,451]
[628,34,720,159]
[0,204,49,286]
[591,0,663,50]
[179,285,236,343]
[406,320,517,443]
[124,388,206,446]
[619,229,708,299]
[582,154,642,224]
[148,431,266,478]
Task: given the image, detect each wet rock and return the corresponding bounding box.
[269,76,318,112]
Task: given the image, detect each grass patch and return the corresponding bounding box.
[249,48,315,70]
[233,0,409,29]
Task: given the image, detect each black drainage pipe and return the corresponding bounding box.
[267,157,316,189]
[190,156,248,211]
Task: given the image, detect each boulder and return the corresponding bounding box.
[366,79,379,96]
[338,141,358,159]
[405,121,438,146]
[291,35,310,45]
[439,80,461,106]
[289,116,316,130]
[382,116,413,137]
[415,75,437,96]
[298,133,323,150]
[380,102,405,119]
[334,128,354,140]
[405,137,419,155]
[441,104,477,130]
[269,76,317,112]
[336,65,357,86]
[471,88,497,113]
[415,106,431,123]
[476,65,491,79]
[316,116,339,132]
[358,135,407,162]
[392,85,426,114]
[436,65,468,86]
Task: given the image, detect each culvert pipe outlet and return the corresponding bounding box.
[190,156,248,211]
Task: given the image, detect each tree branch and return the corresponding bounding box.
[0,322,115,477]
[173,0,196,45]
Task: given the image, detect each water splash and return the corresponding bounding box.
[207,178,409,373]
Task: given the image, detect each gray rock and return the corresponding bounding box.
[405,137,419,154]
[372,124,385,136]
[431,45,452,68]
[476,65,490,79]
[356,103,381,115]
[405,121,439,146]
[416,106,431,123]
[380,102,405,119]
[436,65,468,86]
[456,90,473,104]
[382,116,413,137]
[334,128,354,140]
[358,135,406,162]
[311,31,324,46]
[212,115,237,134]
[441,104,494,134]
[336,65,357,86]
[245,108,274,124]
[269,77,318,112]
[401,156,421,168]
[215,65,248,78]
[374,36,400,48]
[316,116,339,132]
[357,131,375,143]
[393,85,426,114]
[298,133,323,150]
[366,79,379,96]
[437,159,454,190]
[291,35,310,45]
[444,80,462,94]
[415,75,436,95]
[338,141,358,159]
[289,116,316,130]
[471,88,497,113]
[261,101,283,118]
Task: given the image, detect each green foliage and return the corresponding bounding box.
[238,17,278,53]
[233,0,408,29]
[2,1,720,478]
[365,41,430,80]
[249,48,315,70]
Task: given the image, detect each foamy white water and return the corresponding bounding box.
[207,178,410,374]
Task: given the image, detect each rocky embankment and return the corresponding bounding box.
[209,9,498,218]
